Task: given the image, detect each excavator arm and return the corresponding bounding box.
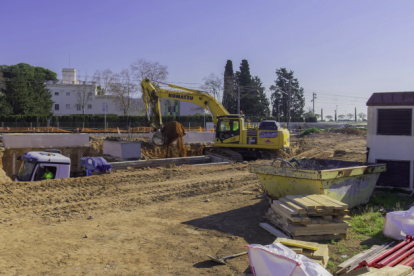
[141,78,229,128]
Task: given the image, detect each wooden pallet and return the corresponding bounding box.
[266,194,351,241]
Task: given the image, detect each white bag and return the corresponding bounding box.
[247,243,332,276]
[383,207,414,240]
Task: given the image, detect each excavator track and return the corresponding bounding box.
[202,147,244,162]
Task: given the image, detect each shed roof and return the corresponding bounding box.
[367,92,414,106]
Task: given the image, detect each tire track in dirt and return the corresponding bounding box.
[0,163,258,221]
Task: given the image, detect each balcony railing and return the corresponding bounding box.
[46,80,97,86]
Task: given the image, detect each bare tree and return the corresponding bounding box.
[75,74,93,114]
[92,69,114,95]
[130,58,168,83]
[201,73,223,100]
[338,114,346,120]
[346,113,354,120]
[108,69,139,116]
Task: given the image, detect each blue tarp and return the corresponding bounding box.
[80,157,112,173]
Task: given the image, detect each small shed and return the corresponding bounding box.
[366,92,414,190]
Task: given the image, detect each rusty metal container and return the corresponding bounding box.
[249,159,386,208]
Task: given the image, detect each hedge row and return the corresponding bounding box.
[0,114,312,125]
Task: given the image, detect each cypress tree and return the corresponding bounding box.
[222,60,237,114]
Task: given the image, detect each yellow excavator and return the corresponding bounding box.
[141,78,290,161]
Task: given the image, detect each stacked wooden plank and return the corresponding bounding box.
[274,237,329,268]
[265,194,351,241]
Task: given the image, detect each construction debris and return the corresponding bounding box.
[265,194,351,241]
[274,237,329,268]
[336,236,414,275]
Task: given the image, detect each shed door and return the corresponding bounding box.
[376,159,410,188]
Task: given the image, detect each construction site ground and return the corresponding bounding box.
[0,129,400,275]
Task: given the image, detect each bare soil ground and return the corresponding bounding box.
[0,130,367,275]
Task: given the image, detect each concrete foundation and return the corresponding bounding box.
[2,134,89,148]
[103,140,141,161]
[149,132,215,144]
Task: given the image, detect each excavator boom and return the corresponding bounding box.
[141,78,228,128]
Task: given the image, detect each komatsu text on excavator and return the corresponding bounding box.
[141,78,290,161]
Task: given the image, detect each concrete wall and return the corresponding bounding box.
[148,132,215,144]
[3,134,89,148]
[103,140,141,160]
[367,105,414,190]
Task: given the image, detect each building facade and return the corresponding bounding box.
[47,68,144,116]
[366,92,414,190]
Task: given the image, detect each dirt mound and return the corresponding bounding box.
[161,121,187,158]
[0,168,12,183]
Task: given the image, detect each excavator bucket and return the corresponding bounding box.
[152,129,165,146]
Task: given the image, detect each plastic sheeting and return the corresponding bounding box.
[247,243,332,276]
[383,207,414,240]
[80,157,111,173]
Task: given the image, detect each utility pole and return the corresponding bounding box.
[335,105,338,121]
[287,79,291,129]
[321,108,323,122]
[238,86,241,115]
[278,100,281,122]
[311,92,317,114]
[355,107,357,122]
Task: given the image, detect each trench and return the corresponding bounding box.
[0,135,212,182]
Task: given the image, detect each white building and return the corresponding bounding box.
[367,92,414,190]
[47,68,144,116]
[160,99,208,116]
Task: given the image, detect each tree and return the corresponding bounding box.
[191,73,224,114]
[201,73,223,100]
[108,69,139,116]
[338,114,346,120]
[0,73,12,115]
[75,74,93,114]
[0,63,56,116]
[234,60,270,116]
[325,115,333,121]
[347,113,354,120]
[130,58,168,86]
[270,68,305,119]
[358,112,367,120]
[222,60,237,114]
[93,69,113,95]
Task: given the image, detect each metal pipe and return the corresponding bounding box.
[366,237,412,267]
[388,246,414,267]
[399,252,414,266]
[377,239,414,268]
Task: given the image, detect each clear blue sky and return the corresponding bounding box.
[2,0,414,117]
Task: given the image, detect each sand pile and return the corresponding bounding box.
[161,121,187,158]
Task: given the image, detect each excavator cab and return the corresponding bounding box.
[216,116,242,144]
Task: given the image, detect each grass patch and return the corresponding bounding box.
[301,127,323,137]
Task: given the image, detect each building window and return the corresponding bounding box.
[77,105,81,111]
[66,92,70,96]
[376,159,410,188]
[55,104,59,111]
[66,104,71,109]
[377,109,412,136]
[102,103,108,112]
[55,92,59,96]
[88,92,93,97]
[87,104,92,109]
